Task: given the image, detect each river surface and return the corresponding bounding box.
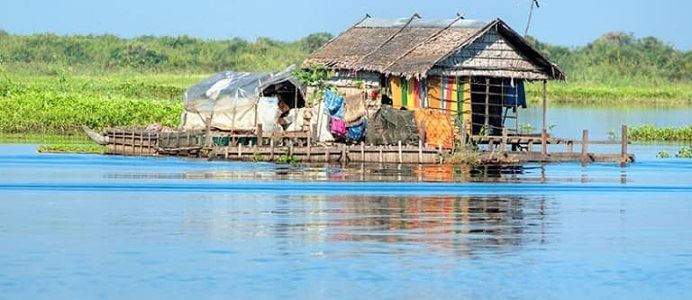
[522,104,692,140]
[1,105,692,299]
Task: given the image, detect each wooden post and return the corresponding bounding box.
[224,145,229,160]
[324,148,329,163]
[341,144,347,165]
[186,131,191,147]
[484,78,490,136]
[528,140,533,152]
[360,142,365,162]
[379,146,384,163]
[269,138,275,161]
[307,136,312,162]
[461,120,467,145]
[438,144,443,164]
[420,120,427,146]
[541,129,548,159]
[567,141,574,153]
[488,139,495,153]
[418,140,423,164]
[256,123,263,146]
[501,128,508,153]
[398,141,403,164]
[542,80,547,139]
[238,142,242,158]
[621,125,628,162]
[581,129,589,163]
[139,132,144,155]
[131,131,136,155]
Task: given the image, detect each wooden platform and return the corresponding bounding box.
[99,125,635,165]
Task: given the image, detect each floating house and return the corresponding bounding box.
[304,14,565,138]
[87,14,633,164]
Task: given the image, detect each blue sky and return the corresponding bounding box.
[1,0,690,49]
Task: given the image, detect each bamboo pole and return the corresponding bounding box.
[542,80,547,137]
[256,123,263,146]
[581,129,589,163]
[501,128,508,153]
[398,141,403,164]
[438,144,443,164]
[461,120,467,145]
[360,142,365,162]
[621,125,628,163]
[541,129,548,159]
[484,78,490,135]
[418,140,423,164]
[270,138,275,161]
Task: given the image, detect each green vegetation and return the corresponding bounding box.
[656,147,692,159]
[276,154,300,165]
[0,30,690,137]
[677,146,692,158]
[38,143,105,154]
[628,126,692,142]
[0,73,185,133]
[526,82,692,104]
[0,32,333,74]
[527,32,691,103]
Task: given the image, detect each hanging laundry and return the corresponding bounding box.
[346,119,368,142]
[414,108,455,149]
[323,90,345,119]
[389,77,403,108]
[330,117,347,137]
[427,77,442,110]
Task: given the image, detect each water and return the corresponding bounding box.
[522,104,692,140]
[1,104,692,299]
[1,143,691,299]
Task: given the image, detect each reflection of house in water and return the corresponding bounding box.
[326,195,549,256]
[181,193,550,257]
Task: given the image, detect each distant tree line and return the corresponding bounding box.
[528,32,691,83]
[0,29,689,83]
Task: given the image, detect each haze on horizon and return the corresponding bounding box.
[1,0,690,49]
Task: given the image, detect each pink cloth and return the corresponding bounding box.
[330,118,347,137]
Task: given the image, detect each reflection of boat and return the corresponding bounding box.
[82,126,108,145]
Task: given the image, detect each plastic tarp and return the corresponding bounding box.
[503,80,527,108]
[181,68,298,131]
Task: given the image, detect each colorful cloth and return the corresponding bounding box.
[414,108,455,149]
[323,90,345,119]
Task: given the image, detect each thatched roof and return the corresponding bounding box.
[304,16,565,80]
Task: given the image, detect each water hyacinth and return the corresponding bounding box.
[628,125,692,142]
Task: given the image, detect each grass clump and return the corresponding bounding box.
[38,143,105,154]
[628,125,692,142]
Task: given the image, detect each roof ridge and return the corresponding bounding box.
[382,14,466,77]
[354,13,421,67]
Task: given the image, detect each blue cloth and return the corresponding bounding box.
[346,119,368,142]
[503,80,527,108]
[323,90,345,119]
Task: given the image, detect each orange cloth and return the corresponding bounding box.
[414,108,455,149]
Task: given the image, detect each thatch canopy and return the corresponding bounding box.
[304,16,565,80]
